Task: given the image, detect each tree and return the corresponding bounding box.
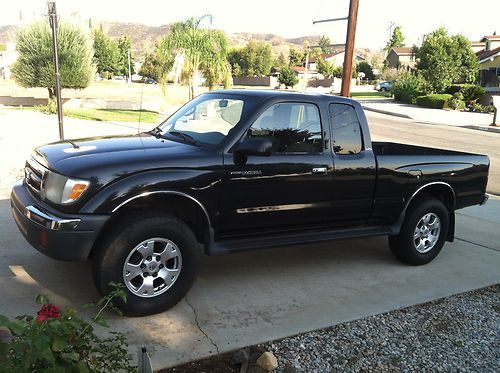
[11,21,94,101]
[117,36,134,78]
[92,26,120,77]
[288,47,304,67]
[356,61,375,80]
[139,46,173,82]
[272,52,288,72]
[278,66,298,88]
[415,27,479,92]
[160,15,231,99]
[316,57,342,78]
[385,26,405,51]
[318,35,332,53]
[228,41,273,76]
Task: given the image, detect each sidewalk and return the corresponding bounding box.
[358,98,499,133]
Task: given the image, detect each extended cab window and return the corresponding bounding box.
[329,103,363,155]
[248,102,323,153]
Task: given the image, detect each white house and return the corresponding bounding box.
[307,50,366,70]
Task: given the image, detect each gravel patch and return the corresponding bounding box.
[262,284,499,372]
[164,285,499,372]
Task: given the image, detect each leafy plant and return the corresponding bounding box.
[459,85,485,104]
[469,103,495,113]
[228,41,274,77]
[416,94,452,109]
[447,93,466,111]
[392,72,427,104]
[11,21,94,102]
[415,27,478,93]
[385,26,405,51]
[159,15,231,99]
[278,67,298,88]
[0,283,136,373]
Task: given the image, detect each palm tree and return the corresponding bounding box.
[161,15,231,99]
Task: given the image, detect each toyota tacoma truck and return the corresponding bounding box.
[11,90,490,316]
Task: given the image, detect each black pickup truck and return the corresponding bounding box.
[11,90,490,316]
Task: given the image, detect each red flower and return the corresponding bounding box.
[36,304,60,323]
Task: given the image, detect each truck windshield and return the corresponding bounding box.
[156,94,254,146]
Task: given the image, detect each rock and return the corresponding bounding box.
[256,352,278,372]
[284,362,299,372]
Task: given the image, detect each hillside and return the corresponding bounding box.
[0,21,370,59]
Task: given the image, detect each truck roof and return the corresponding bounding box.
[205,89,358,105]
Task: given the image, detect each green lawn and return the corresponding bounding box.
[65,108,159,123]
[350,91,392,98]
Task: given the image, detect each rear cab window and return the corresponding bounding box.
[329,103,363,155]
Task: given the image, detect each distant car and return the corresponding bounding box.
[375,81,394,92]
[144,78,157,84]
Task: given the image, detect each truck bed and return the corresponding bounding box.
[372,142,482,157]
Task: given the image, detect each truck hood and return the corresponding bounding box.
[34,133,212,184]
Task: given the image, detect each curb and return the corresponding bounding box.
[362,106,500,134]
[361,105,412,119]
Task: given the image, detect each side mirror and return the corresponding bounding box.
[235,137,272,156]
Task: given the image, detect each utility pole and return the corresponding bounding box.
[48,1,64,140]
[340,0,359,97]
[313,0,359,97]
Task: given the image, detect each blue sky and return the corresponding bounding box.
[1,0,498,49]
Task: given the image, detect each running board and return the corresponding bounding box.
[208,226,392,256]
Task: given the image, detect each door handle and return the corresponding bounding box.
[312,167,328,174]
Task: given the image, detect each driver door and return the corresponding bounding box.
[219,101,335,236]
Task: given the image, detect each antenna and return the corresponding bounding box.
[387,22,396,39]
[137,79,145,134]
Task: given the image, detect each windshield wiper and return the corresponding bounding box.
[167,131,200,146]
[148,127,164,137]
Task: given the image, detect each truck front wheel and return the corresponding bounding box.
[389,198,449,265]
[92,213,200,316]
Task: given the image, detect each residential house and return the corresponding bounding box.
[476,47,500,88]
[291,66,322,79]
[307,51,366,70]
[386,47,415,69]
[480,35,500,52]
[470,41,486,53]
[474,35,500,88]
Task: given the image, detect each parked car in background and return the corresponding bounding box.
[144,78,157,84]
[375,81,394,92]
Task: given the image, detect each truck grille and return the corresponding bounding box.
[25,157,47,200]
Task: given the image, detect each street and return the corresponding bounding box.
[366,110,500,195]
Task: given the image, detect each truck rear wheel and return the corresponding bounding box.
[92,213,200,316]
[389,198,449,265]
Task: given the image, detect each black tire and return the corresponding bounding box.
[389,198,449,266]
[380,87,387,92]
[92,212,201,316]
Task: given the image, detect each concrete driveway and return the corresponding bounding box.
[0,192,498,370]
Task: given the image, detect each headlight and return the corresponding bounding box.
[42,172,90,204]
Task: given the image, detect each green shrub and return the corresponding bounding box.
[416,94,452,109]
[34,99,58,114]
[447,96,466,111]
[460,84,485,103]
[452,92,464,100]
[469,103,495,113]
[445,84,463,95]
[278,66,298,88]
[0,284,136,372]
[392,73,426,104]
[445,84,484,103]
